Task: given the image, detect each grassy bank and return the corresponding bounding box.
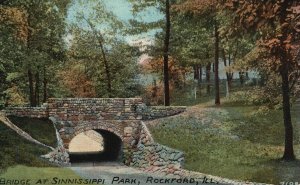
[8,116,57,147]
[0,116,57,173]
[148,102,300,184]
[0,165,81,185]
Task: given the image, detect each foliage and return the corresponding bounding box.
[0,7,28,42]
[141,56,190,105]
[170,13,214,67]
[66,31,141,98]
[58,62,97,98]
[0,0,71,106]
[223,0,300,75]
[142,57,190,87]
[225,86,284,109]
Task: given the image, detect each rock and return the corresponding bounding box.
[124,127,133,135]
[173,152,183,160]
[153,161,164,166]
[156,145,163,152]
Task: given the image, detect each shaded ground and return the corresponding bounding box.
[0,120,53,174]
[8,116,57,148]
[146,100,300,184]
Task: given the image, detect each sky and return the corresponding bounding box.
[66,0,163,44]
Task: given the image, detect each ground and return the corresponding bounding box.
[146,99,300,184]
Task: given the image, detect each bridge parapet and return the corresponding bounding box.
[4,98,186,121]
[48,98,144,121]
[4,105,48,118]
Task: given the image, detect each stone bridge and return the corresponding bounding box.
[4,98,186,174]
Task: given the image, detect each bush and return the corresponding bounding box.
[226,87,281,108]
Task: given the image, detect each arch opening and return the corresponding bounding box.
[69,129,123,164]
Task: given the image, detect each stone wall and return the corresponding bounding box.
[4,98,186,121]
[4,104,48,118]
[141,106,186,120]
[130,143,184,175]
[48,98,144,121]
[128,121,184,174]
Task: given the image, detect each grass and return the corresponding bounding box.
[148,101,300,184]
[8,116,57,147]
[0,116,58,174]
[0,122,53,174]
[0,165,81,185]
[0,117,84,184]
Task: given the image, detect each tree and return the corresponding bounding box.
[1,0,70,106]
[163,0,171,106]
[0,6,28,106]
[70,0,125,98]
[224,0,300,161]
[128,0,173,106]
[173,0,221,105]
[219,14,255,91]
[67,1,141,98]
[170,12,215,95]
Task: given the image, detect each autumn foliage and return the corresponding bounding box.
[141,57,190,105]
[0,7,28,43]
[58,63,96,98]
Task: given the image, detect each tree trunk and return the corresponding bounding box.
[222,48,233,91]
[85,19,112,98]
[43,66,47,103]
[281,61,295,161]
[163,0,171,106]
[194,65,199,80]
[199,65,202,84]
[239,72,245,85]
[100,47,112,98]
[206,64,211,94]
[28,69,35,107]
[35,71,40,106]
[278,0,295,161]
[214,22,220,105]
[226,73,233,90]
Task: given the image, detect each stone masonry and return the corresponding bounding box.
[4,98,186,174]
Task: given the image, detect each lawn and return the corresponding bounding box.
[148,100,300,184]
[0,165,82,185]
[0,116,58,173]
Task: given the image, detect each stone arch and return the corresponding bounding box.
[69,122,124,145]
[67,122,124,163]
